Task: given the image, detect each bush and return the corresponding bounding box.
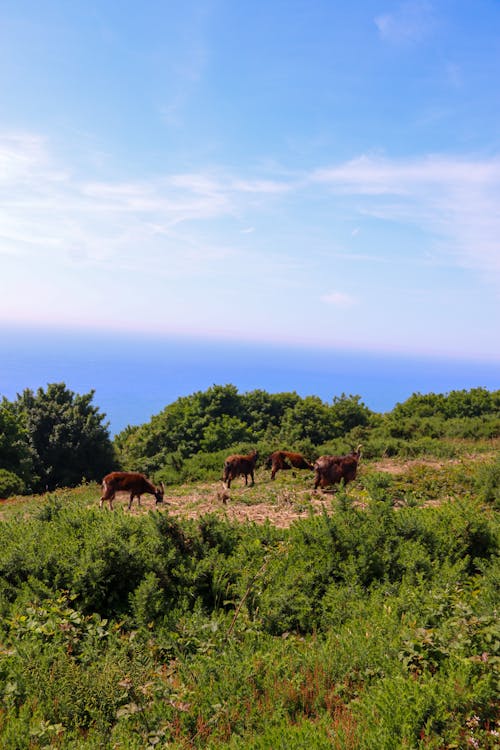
[0,461,497,748]
[0,468,25,497]
[476,454,500,508]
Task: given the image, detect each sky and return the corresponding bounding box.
[0,0,499,362]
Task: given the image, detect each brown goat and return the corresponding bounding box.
[266,450,313,480]
[99,471,165,510]
[222,450,258,489]
[313,445,362,490]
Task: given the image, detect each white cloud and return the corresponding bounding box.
[0,133,295,282]
[230,178,291,195]
[311,154,500,279]
[0,133,48,180]
[320,291,357,308]
[374,1,435,44]
[1,132,499,293]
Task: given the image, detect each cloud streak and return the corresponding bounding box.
[1,133,499,287]
[311,154,500,279]
[321,291,357,308]
[374,1,436,44]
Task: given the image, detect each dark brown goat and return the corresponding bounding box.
[222,450,258,489]
[313,446,362,490]
[266,450,313,480]
[99,471,165,510]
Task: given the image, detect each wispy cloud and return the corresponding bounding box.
[375,1,435,44]
[0,133,291,275]
[311,154,500,279]
[321,291,357,308]
[1,132,499,287]
[0,132,65,182]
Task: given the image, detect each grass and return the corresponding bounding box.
[0,451,497,748]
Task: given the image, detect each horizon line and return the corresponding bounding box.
[1,318,500,366]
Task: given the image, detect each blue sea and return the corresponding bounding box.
[1,325,499,436]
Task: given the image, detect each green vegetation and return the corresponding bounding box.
[113,385,499,486]
[0,385,498,747]
[1,384,114,494]
[1,383,498,494]
[0,458,497,749]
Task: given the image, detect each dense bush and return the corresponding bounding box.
[0,473,497,748]
[2,383,498,490]
[0,384,115,493]
[114,386,376,476]
[114,386,499,482]
[0,384,498,746]
[0,468,25,497]
[0,399,33,485]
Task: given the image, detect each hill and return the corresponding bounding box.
[0,393,498,748]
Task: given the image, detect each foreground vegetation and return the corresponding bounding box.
[0,444,498,749]
[0,386,498,747]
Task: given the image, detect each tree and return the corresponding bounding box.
[279,396,337,445]
[330,393,374,433]
[14,383,115,491]
[0,398,33,486]
[241,389,301,440]
[200,415,251,452]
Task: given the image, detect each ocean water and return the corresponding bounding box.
[1,325,499,435]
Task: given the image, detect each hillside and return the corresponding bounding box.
[0,398,498,749]
[1,445,498,525]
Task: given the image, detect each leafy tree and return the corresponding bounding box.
[279,396,336,445]
[197,383,242,420]
[0,398,33,484]
[330,393,374,433]
[14,383,114,491]
[391,388,499,420]
[0,468,25,497]
[200,415,250,452]
[115,386,306,471]
[443,387,500,418]
[241,389,301,440]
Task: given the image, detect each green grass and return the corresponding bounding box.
[0,451,498,748]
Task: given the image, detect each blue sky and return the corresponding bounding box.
[1,0,499,360]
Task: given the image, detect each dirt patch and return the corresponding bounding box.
[371,450,496,476]
[161,488,333,528]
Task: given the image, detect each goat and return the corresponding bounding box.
[266,450,313,480]
[222,450,258,489]
[99,471,165,510]
[313,445,362,490]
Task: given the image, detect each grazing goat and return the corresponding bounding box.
[266,450,313,480]
[99,471,165,510]
[222,450,258,489]
[313,446,362,490]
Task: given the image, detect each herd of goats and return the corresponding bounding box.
[98,446,363,510]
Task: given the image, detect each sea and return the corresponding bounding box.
[1,325,499,436]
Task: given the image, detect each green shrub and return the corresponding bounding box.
[0,469,25,497]
[0,466,497,748]
[476,454,500,508]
